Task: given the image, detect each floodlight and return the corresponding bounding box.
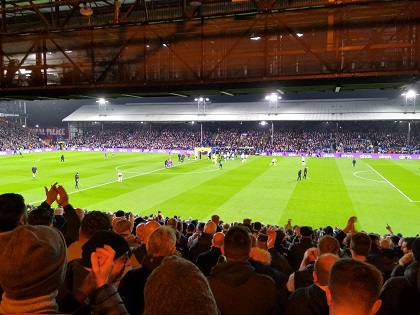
[406,90,416,98]
[265,93,281,101]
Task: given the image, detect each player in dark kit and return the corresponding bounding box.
[352,158,356,167]
[297,169,302,181]
[60,154,65,163]
[303,167,308,179]
[75,172,79,188]
[32,165,37,178]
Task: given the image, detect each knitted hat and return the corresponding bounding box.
[81,230,130,268]
[0,225,67,300]
[143,255,218,315]
[411,238,420,261]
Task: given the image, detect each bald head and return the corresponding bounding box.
[204,221,217,235]
[167,218,177,229]
[212,232,225,248]
[143,221,161,245]
[136,223,145,240]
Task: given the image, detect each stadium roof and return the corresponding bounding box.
[63,97,419,122]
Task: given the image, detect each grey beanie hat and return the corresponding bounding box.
[144,255,219,315]
[0,225,67,300]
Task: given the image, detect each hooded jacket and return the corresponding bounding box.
[208,260,277,315]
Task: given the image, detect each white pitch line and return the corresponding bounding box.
[29,160,209,205]
[366,164,413,202]
[353,170,387,183]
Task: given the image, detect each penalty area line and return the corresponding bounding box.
[366,164,413,202]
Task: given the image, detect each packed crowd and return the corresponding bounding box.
[0,119,44,151]
[69,125,213,150]
[0,183,419,315]
[66,121,420,154]
[0,119,418,154]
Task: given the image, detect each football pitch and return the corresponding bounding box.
[1,151,419,236]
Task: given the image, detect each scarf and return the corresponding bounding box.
[0,290,60,314]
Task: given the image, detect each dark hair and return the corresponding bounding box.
[253,221,262,231]
[318,235,340,255]
[351,232,372,256]
[390,235,400,246]
[323,226,334,236]
[80,210,112,238]
[28,207,54,226]
[114,210,125,218]
[404,237,416,250]
[274,229,286,251]
[223,226,251,261]
[0,193,26,232]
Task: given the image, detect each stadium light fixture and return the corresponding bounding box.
[97,98,109,116]
[98,98,106,105]
[402,89,418,114]
[265,93,281,101]
[265,93,281,113]
[195,97,210,115]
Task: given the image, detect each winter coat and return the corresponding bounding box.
[208,260,277,315]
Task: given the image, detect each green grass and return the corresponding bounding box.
[1,151,419,236]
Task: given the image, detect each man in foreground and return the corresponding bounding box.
[326,258,383,315]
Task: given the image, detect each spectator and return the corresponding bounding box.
[0,193,27,233]
[391,237,415,277]
[131,220,160,266]
[67,210,112,262]
[288,225,315,271]
[118,226,176,315]
[188,220,217,263]
[196,232,224,276]
[143,255,218,315]
[326,258,383,315]
[28,206,54,226]
[208,226,277,315]
[377,237,420,315]
[0,225,128,314]
[40,183,81,247]
[57,230,131,313]
[114,218,137,247]
[287,235,340,292]
[211,214,222,232]
[380,237,399,280]
[285,253,339,315]
[166,217,188,257]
